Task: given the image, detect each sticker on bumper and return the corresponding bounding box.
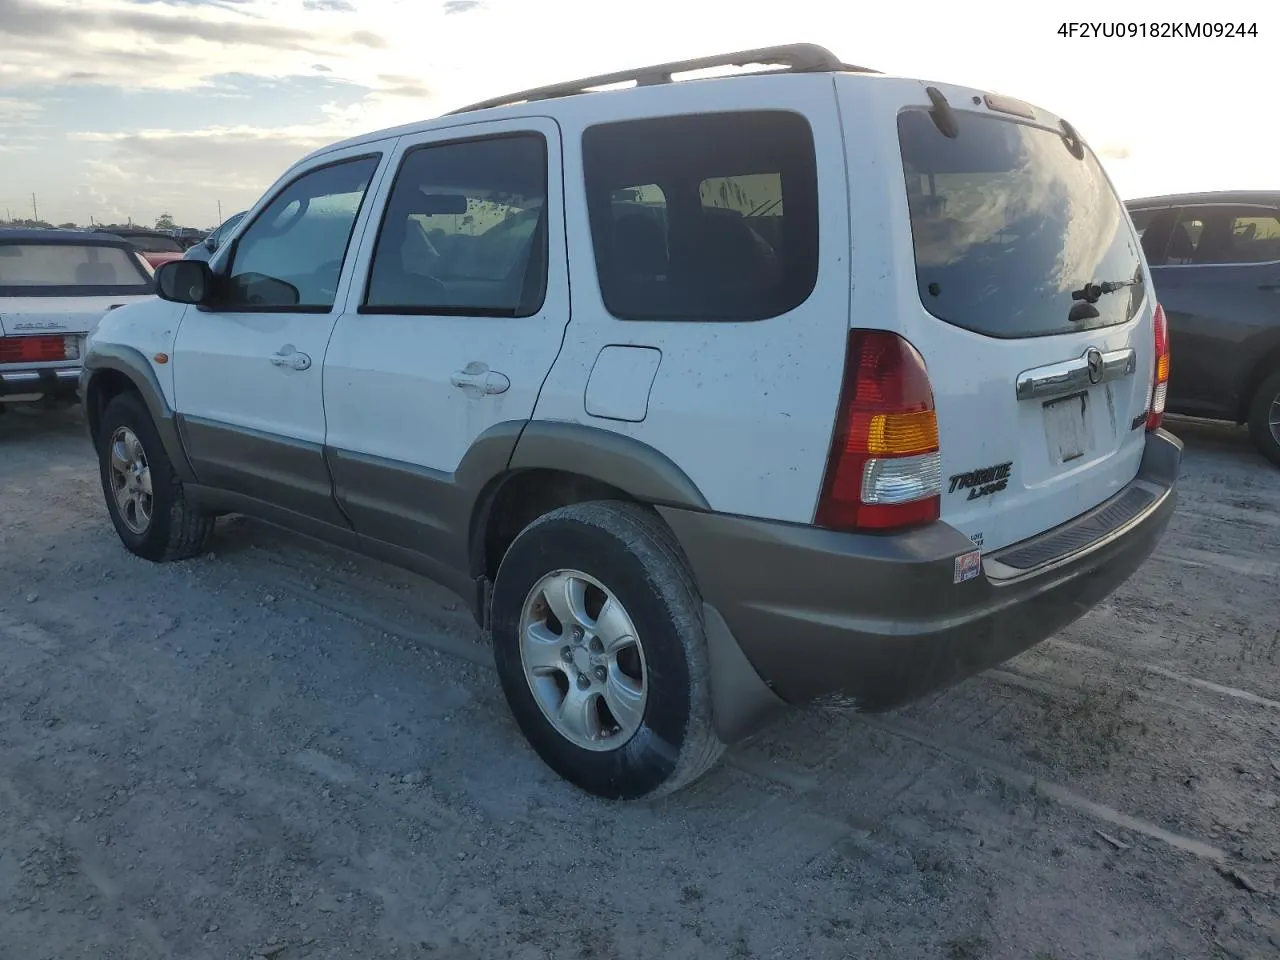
[954,550,982,584]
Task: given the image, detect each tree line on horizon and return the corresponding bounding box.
[0,212,208,233]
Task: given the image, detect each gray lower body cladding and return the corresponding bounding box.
[179,416,350,529]
[658,430,1182,711]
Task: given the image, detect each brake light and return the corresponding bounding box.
[816,330,941,531]
[1147,303,1169,430]
[0,335,79,364]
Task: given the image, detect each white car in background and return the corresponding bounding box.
[0,229,154,409]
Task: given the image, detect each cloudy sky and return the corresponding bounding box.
[0,0,1274,228]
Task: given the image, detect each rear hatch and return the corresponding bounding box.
[837,77,1155,553]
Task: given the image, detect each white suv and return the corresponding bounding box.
[81,44,1181,799]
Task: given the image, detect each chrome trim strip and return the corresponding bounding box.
[1153,258,1280,270]
[1015,347,1136,401]
[0,371,41,384]
[0,367,83,384]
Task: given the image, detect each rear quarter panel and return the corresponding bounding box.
[531,74,853,523]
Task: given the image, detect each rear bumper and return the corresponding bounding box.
[659,429,1181,712]
[0,366,81,400]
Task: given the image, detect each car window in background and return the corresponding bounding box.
[898,108,1144,338]
[1222,209,1280,263]
[225,155,380,309]
[1165,212,1205,264]
[0,242,153,295]
[1166,206,1280,266]
[1128,209,1155,239]
[1129,208,1178,266]
[211,212,246,244]
[127,235,184,254]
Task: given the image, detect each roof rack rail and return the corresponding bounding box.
[446,43,876,115]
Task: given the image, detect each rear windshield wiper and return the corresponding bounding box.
[1071,277,1141,304]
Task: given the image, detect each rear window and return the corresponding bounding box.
[898,108,1145,339]
[582,110,819,321]
[1165,206,1280,265]
[0,243,153,297]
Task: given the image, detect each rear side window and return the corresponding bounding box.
[0,243,152,296]
[898,109,1145,339]
[1167,206,1280,265]
[1126,207,1177,265]
[582,111,819,321]
[1128,209,1156,240]
[364,133,548,317]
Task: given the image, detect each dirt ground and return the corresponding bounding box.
[1,406,1277,960]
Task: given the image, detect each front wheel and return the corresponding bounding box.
[490,501,724,800]
[1247,369,1280,468]
[97,391,215,561]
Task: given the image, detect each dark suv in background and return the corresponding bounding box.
[1127,191,1280,465]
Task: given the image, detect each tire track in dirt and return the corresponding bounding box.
[5,409,1279,957]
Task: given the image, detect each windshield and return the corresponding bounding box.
[898,108,1145,338]
[210,213,245,244]
[0,242,153,296]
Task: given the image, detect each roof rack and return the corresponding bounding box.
[446,43,876,115]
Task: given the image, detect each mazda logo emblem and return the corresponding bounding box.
[1086,347,1104,385]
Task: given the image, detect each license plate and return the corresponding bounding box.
[1043,391,1090,463]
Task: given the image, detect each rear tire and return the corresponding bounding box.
[490,501,724,800]
[97,391,215,561]
[1246,369,1280,468]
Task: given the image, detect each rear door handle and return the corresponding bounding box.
[270,346,312,371]
[1259,282,1280,292]
[450,361,510,396]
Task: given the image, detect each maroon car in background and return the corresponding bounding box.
[92,228,186,269]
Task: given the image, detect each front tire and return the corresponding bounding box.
[1247,369,1280,468]
[490,501,724,800]
[97,391,214,561]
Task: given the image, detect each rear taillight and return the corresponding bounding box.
[1147,302,1169,431]
[816,330,941,531]
[0,335,79,364]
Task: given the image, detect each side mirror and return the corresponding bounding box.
[204,237,218,252]
[155,259,213,305]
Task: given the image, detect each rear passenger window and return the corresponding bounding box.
[1165,214,1204,264]
[363,133,548,317]
[582,111,818,322]
[1170,206,1280,265]
[1229,214,1280,262]
[1128,209,1155,240]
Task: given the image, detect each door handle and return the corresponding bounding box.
[1259,282,1280,292]
[450,361,510,396]
[270,346,311,371]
